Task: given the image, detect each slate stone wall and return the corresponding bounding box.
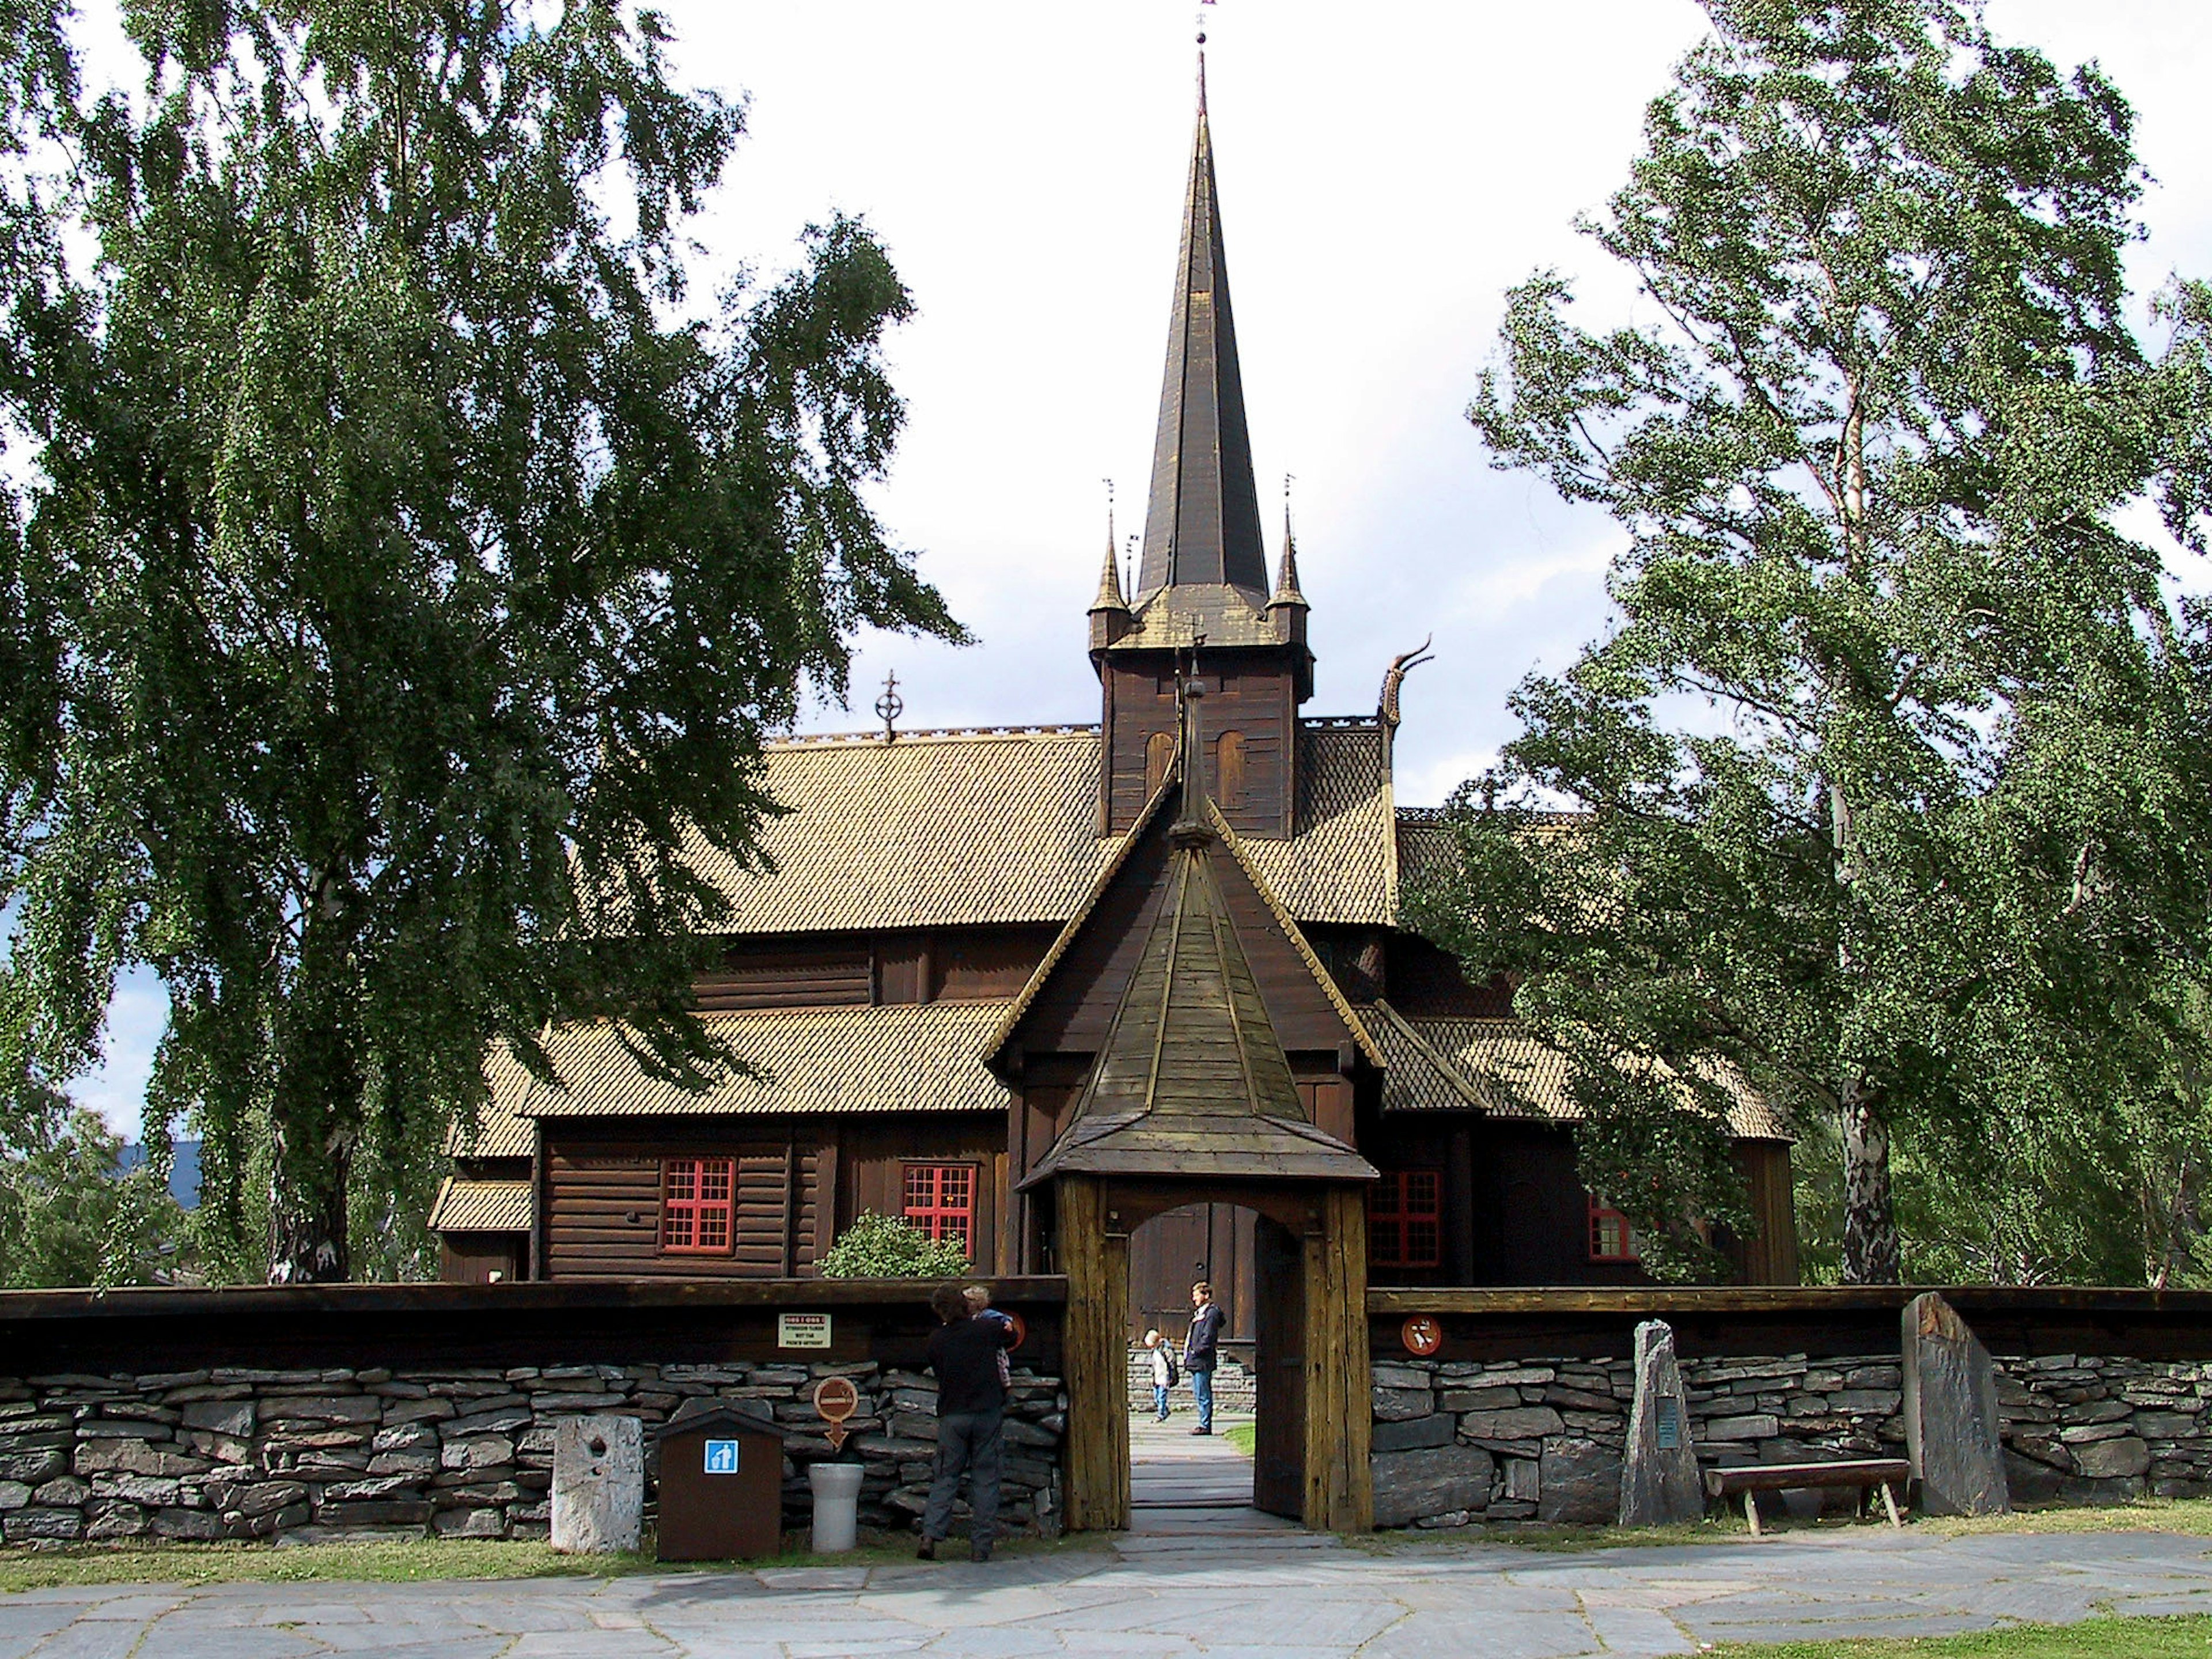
[1370,1350,2212,1529]
[1123,1349,1257,1414]
[0,1361,1065,1548]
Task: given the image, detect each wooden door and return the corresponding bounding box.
[1251,1214,1306,1518]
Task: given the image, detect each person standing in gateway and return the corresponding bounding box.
[919,1281,1018,1562]
[1184,1281,1224,1435]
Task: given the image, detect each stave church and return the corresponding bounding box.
[431,63,1798,1346]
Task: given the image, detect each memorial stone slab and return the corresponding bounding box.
[1903,1291,2009,1516]
[551,1413,642,1553]
[1619,1320,1700,1526]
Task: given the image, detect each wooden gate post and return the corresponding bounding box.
[1301,1184,1373,1531]
[1056,1173,1130,1531]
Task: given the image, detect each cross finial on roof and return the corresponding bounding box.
[874,671,904,743]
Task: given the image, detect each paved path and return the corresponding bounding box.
[6,1527,2212,1656]
[1128,1412,1275,1538]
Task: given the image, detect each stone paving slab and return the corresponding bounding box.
[6,1527,2212,1655]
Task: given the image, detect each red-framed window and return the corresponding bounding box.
[903,1163,977,1257]
[1369,1169,1443,1270]
[1589,1198,1639,1263]
[660,1157,735,1255]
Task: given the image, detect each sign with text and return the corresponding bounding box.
[813,1374,860,1452]
[703,1438,741,1475]
[777,1312,832,1349]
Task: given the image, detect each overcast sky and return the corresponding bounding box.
[74,1,2212,1132]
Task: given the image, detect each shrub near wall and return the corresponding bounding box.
[0,1359,1066,1545]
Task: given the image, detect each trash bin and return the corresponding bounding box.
[654,1407,786,1561]
[808,1460,865,1552]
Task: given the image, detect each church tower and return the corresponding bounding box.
[1093,61,1311,839]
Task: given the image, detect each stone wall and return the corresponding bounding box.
[1370,1349,2212,1529]
[1123,1349,1256,1415]
[0,1361,1065,1548]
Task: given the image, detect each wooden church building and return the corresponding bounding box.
[432,67,1797,1340]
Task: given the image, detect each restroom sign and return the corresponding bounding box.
[778,1312,832,1349]
[703,1438,741,1475]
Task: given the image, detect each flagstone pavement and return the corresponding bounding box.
[6,1522,2212,1658]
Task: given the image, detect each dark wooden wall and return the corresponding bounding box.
[537,1115,1008,1281]
[699,927,1055,1013]
[1099,651,1298,837]
[1128,1203,1257,1345]
[440,1234,527,1285]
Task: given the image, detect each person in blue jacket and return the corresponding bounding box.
[1183,1281,1224,1435]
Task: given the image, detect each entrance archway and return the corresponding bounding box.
[1056,1172,1371,1531]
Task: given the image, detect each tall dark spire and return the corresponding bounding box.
[1136,54,1268,601]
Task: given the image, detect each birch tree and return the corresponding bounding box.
[1416,0,2212,1282]
[0,1,963,1281]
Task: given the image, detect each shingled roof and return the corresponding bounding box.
[507,1002,1014,1119]
[427,1178,533,1233]
[1393,1013,1789,1141]
[675,723,1395,934]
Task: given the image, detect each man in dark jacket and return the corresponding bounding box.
[919,1279,1018,1562]
[1184,1280,1224,1434]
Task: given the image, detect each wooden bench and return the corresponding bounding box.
[1702,1458,1910,1537]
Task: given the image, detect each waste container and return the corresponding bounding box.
[654,1406,786,1561]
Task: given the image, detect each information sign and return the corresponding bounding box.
[778,1312,832,1349]
[703,1438,741,1475]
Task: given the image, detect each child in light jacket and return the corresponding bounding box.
[1143,1328,1176,1421]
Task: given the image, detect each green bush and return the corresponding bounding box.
[817,1211,971,1279]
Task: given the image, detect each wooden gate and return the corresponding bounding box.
[1251,1213,1305,1517]
[1055,1172,1372,1532]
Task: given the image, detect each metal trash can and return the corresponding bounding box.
[654,1407,786,1561]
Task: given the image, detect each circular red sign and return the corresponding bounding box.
[812,1376,860,1423]
[1003,1312,1028,1350]
[1400,1315,1444,1357]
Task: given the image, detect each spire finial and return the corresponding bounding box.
[1271,472,1306,608]
[1092,479,1129,615]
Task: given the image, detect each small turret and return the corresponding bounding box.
[1266,503,1309,658]
[1088,534,1130,652]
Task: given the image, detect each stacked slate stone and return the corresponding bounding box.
[1998,1355,2212,1501]
[1369,1352,1914,1529]
[1120,1349,1257,1414]
[0,1362,1066,1547]
[1370,1359,1626,1528]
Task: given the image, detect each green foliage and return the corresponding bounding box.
[0,1088,183,1287]
[0,3,964,1281]
[817,1211,972,1279]
[1421,0,2212,1282]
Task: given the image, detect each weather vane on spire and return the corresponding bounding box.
[1197,0,1214,47]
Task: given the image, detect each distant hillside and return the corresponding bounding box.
[116,1140,202,1210]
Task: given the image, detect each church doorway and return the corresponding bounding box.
[1126,1202,1309,1520]
[1055,1173,1371,1532]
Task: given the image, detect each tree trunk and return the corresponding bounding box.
[266,921,364,1283]
[1839,1080,1900,1284]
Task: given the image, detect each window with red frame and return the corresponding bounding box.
[661,1157,734,1255]
[1369,1168,1442,1270]
[903,1163,977,1257]
[1589,1197,1639,1262]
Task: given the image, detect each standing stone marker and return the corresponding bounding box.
[1903,1291,2009,1516]
[552,1414,643,1553]
[1619,1319,1702,1527]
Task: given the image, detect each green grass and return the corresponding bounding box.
[1371,1494,2212,1556]
[1702,1613,2212,1657]
[0,1527,1100,1594]
[1222,1423,1256,1457]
